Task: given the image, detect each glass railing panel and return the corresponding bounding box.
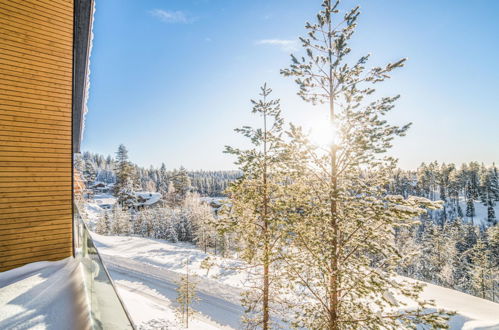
[74,205,135,329]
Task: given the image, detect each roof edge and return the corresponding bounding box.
[73,0,95,153]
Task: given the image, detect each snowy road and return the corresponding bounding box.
[101,255,244,329]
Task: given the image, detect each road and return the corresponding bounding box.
[101,254,244,329]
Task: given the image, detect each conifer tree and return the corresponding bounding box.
[469,238,494,300]
[492,164,499,202]
[172,167,192,202]
[96,211,111,234]
[84,159,97,187]
[111,206,131,235]
[465,180,476,223]
[224,84,290,329]
[417,223,457,287]
[281,1,450,328]
[114,144,136,207]
[117,177,138,209]
[176,260,199,328]
[481,169,497,223]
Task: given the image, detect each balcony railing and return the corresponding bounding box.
[74,204,135,329]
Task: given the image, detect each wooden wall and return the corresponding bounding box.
[0,0,74,272]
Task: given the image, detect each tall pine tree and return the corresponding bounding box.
[281,1,449,328]
[114,144,137,208]
[224,84,290,329]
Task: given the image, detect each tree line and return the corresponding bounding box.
[388,161,499,226]
[75,148,241,201]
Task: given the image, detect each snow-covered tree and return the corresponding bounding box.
[176,260,199,328]
[481,169,498,224]
[117,177,138,209]
[416,223,458,288]
[111,207,131,235]
[200,256,215,276]
[465,180,476,223]
[469,238,495,300]
[492,164,499,202]
[95,211,111,235]
[280,1,450,328]
[184,193,216,253]
[224,84,290,329]
[114,144,136,206]
[171,167,192,204]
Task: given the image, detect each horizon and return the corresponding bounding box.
[82,0,499,171]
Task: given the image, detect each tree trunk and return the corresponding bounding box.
[328,7,339,328]
[262,102,270,330]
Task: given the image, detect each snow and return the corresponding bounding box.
[92,232,499,329]
[0,258,90,330]
[463,198,499,227]
[92,233,248,290]
[91,193,117,210]
[108,259,238,330]
[91,233,244,329]
[419,281,499,329]
[81,200,105,230]
[135,191,162,206]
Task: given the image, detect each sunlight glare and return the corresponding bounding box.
[308,114,338,148]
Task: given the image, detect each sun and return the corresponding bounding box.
[308,114,338,149]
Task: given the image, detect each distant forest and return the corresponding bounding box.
[75,150,240,197]
[76,149,499,227]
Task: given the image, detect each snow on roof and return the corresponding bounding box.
[135,192,161,206]
[0,258,91,329]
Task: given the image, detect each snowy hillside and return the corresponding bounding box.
[91,233,499,329]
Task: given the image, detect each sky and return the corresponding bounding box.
[83,0,499,171]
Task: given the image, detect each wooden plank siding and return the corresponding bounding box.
[0,0,74,272]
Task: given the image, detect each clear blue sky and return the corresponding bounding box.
[83,0,499,170]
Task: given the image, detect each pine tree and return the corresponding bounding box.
[481,169,498,224]
[200,256,215,276]
[185,193,216,253]
[165,182,178,208]
[84,160,97,187]
[96,211,111,234]
[280,1,450,328]
[176,260,199,328]
[114,144,136,206]
[492,164,499,202]
[465,180,476,223]
[416,223,457,287]
[172,167,192,202]
[487,225,499,302]
[111,206,131,235]
[117,177,138,209]
[224,84,290,329]
[469,238,494,300]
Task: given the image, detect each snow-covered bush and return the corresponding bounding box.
[101,192,220,246]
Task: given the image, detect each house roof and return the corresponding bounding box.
[73,0,95,153]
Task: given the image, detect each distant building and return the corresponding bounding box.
[134,192,162,210]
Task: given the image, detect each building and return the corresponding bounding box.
[0,0,93,272]
[0,1,134,328]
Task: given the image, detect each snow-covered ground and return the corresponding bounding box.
[92,193,117,210]
[93,233,246,329]
[0,258,90,330]
[459,197,499,227]
[92,233,499,330]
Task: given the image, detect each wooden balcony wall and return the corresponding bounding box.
[0,0,74,272]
